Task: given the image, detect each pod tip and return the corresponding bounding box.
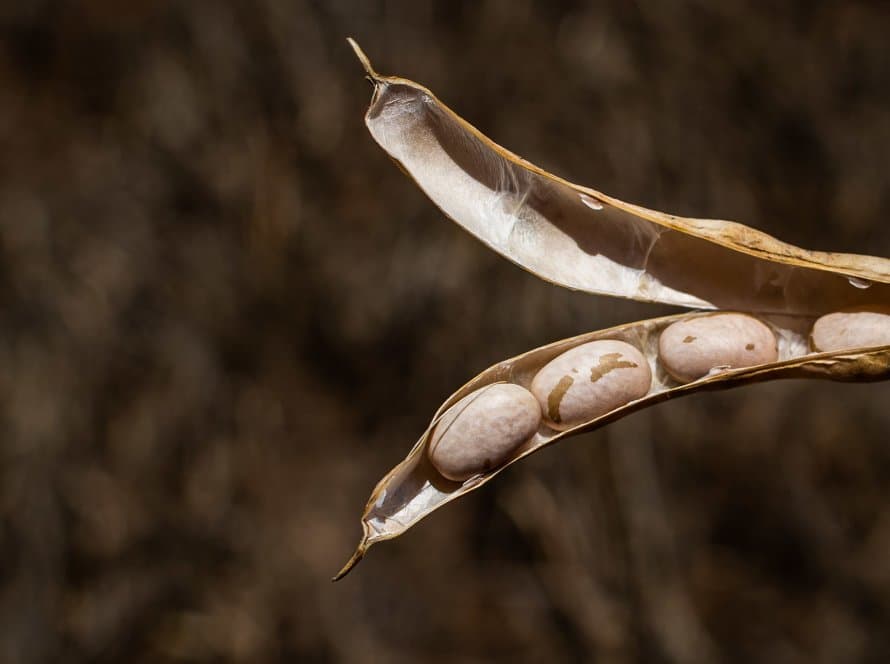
[346,37,379,80]
[331,538,370,582]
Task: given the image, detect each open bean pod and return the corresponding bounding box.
[335,312,890,580]
[336,41,890,580]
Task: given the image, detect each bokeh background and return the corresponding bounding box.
[2,1,890,662]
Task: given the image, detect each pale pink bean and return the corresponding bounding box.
[810,307,890,352]
[427,383,541,481]
[530,340,651,431]
[658,313,777,383]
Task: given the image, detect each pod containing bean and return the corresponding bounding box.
[344,310,890,580]
[810,306,890,352]
[336,43,890,583]
[658,313,778,383]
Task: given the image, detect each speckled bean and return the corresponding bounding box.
[427,383,541,481]
[810,307,890,352]
[530,340,651,431]
[658,313,777,383]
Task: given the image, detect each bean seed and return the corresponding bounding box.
[658,313,777,383]
[530,340,651,431]
[810,306,890,352]
[427,383,541,481]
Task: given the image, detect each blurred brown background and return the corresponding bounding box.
[1,1,890,662]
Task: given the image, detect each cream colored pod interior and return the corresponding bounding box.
[334,40,890,580]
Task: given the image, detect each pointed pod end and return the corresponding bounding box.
[331,537,371,582]
[346,38,380,80]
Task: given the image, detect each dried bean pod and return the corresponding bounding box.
[336,42,890,581]
[337,312,890,580]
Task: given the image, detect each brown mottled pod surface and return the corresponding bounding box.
[658,313,778,383]
[810,306,890,352]
[427,383,541,481]
[530,340,651,430]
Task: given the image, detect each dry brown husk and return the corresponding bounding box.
[335,40,890,580]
